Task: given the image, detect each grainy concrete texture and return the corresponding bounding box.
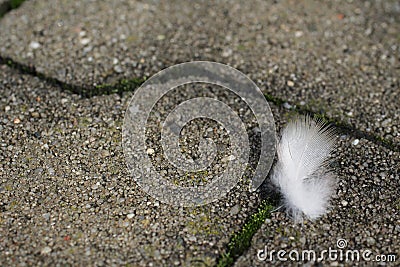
[0,0,399,266]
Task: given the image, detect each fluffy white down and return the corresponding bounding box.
[271,116,336,222]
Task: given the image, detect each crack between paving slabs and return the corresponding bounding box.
[0,0,26,18]
[0,55,146,97]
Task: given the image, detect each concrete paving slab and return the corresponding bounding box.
[0,64,280,266]
[0,0,398,144]
[235,129,400,266]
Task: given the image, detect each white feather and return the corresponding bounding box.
[271,115,337,222]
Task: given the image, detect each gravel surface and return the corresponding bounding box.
[0,64,278,266]
[0,0,399,143]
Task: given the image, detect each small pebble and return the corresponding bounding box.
[222,155,236,162]
[101,150,110,157]
[230,204,240,216]
[222,48,233,58]
[31,112,40,118]
[187,236,197,242]
[91,182,100,190]
[287,80,294,87]
[48,168,55,175]
[366,237,376,246]
[153,250,162,260]
[352,139,360,146]
[29,41,41,49]
[80,38,91,45]
[283,102,292,109]
[41,246,52,254]
[33,132,41,138]
[113,65,123,73]
[294,31,303,37]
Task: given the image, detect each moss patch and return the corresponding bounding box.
[10,0,24,9]
[0,0,26,17]
[0,56,146,97]
[216,200,274,267]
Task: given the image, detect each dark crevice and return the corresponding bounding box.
[264,94,400,152]
[0,0,26,17]
[216,199,277,267]
[0,55,146,97]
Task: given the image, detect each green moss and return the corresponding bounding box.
[0,56,146,98]
[216,200,274,267]
[94,77,146,96]
[10,0,25,9]
[0,0,26,18]
[263,93,284,106]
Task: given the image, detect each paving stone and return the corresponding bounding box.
[0,64,278,266]
[235,129,400,266]
[1,0,398,144]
